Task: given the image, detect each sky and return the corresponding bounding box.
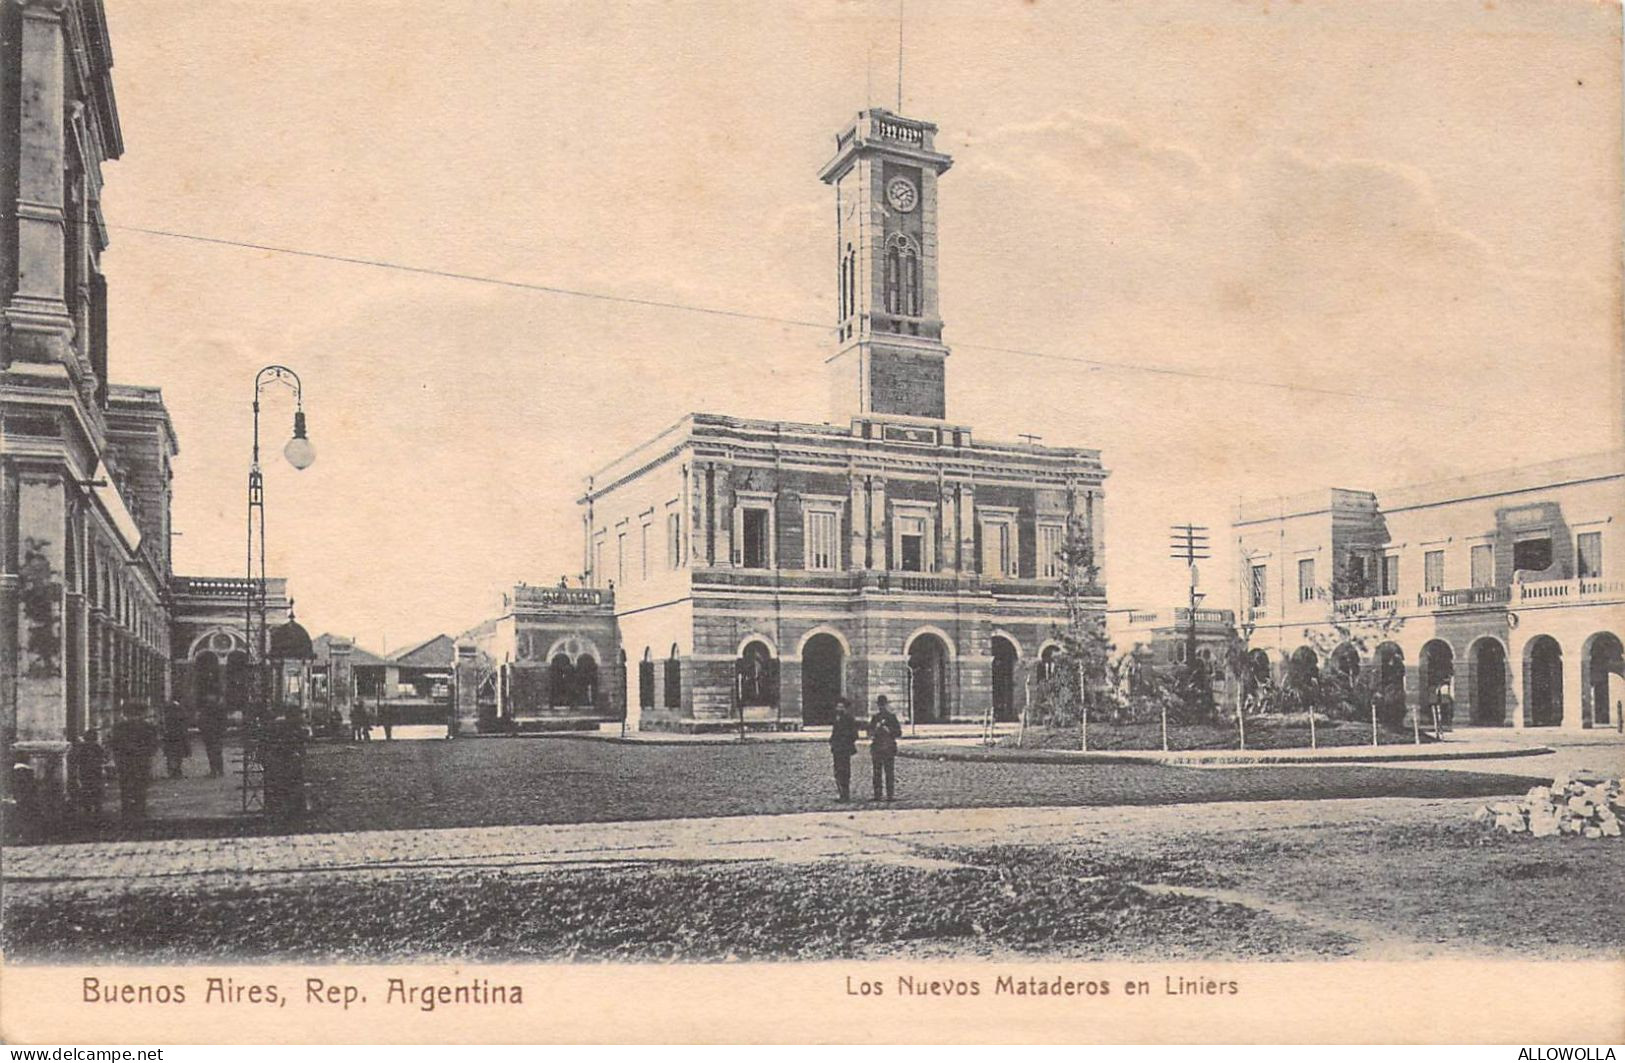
[98,0,1622,652]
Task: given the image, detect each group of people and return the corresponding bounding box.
[347,699,396,741]
[827,695,904,802]
[58,698,223,825]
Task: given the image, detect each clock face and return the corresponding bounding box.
[886,176,918,213]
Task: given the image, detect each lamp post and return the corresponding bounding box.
[242,365,314,813]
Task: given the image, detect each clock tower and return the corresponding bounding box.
[818,109,954,422]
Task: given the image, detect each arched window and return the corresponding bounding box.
[845,244,856,319]
[638,648,655,709]
[883,234,920,320]
[664,645,682,709]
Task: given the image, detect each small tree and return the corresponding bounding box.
[1035,514,1115,750]
[1302,570,1407,744]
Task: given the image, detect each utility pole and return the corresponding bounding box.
[1170,522,1212,685]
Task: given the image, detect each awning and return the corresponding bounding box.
[91,461,143,554]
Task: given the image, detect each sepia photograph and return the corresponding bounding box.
[0,0,1622,1045]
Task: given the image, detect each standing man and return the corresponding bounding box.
[197,695,227,778]
[380,699,396,741]
[160,700,191,779]
[69,729,107,821]
[109,702,159,821]
[868,694,903,802]
[829,698,859,801]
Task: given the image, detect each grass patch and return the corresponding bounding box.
[1002,721,1438,752]
[2,847,1351,964]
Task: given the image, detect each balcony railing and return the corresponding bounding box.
[510,586,613,609]
[1325,577,1619,618]
[1332,595,1399,620]
[691,568,1085,599]
[873,115,927,147]
[1417,585,1511,609]
[1514,577,1625,604]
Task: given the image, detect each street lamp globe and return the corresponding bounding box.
[283,410,316,470]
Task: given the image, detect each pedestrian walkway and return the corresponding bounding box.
[903,736,1559,766]
[560,721,1019,745]
[2,795,1473,900]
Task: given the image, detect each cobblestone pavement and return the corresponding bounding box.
[3,795,1487,901]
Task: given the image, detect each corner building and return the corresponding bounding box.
[576,111,1107,731]
[1234,452,1624,730]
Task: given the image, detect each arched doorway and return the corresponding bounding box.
[991,636,1018,722]
[1419,640,1455,720]
[800,634,843,726]
[1243,648,1273,699]
[223,650,251,721]
[907,633,951,723]
[1525,635,1563,726]
[192,650,221,709]
[1469,638,1508,725]
[577,655,599,709]
[1582,632,1622,727]
[549,655,574,706]
[738,640,777,707]
[1287,646,1320,695]
[1330,643,1360,682]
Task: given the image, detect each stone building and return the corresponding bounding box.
[2,1,292,798]
[0,0,173,793]
[461,583,620,731]
[1233,451,1625,729]
[169,576,292,724]
[550,109,1107,732]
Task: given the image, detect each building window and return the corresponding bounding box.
[1578,531,1603,579]
[638,651,655,709]
[1298,558,1316,602]
[1470,544,1493,587]
[883,234,921,319]
[1513,536,1553,574]
[805,508,839,571]
[664,647,682,709]
[640,522,650,580]
[740,507,771,569]
[898,515,927,572]
[981,515,1017,578]
[667,512,681,570]
[616,532,626,586]
[1379,554,1399,596]
[1424,550,1445,593]
[1250,564,1267,609]
[1038,523,1065,579]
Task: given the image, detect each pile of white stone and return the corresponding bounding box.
[1472,770,1623,839]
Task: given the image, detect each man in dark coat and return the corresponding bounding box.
[197,696,226,778]
[829,698,860,801]
[379,699,396,741]
[68,729,107,821]
[109,702,159,821]
[868,695,903,802]
[160,700,191,778]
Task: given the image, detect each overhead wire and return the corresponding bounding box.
[110,222,1515,416]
